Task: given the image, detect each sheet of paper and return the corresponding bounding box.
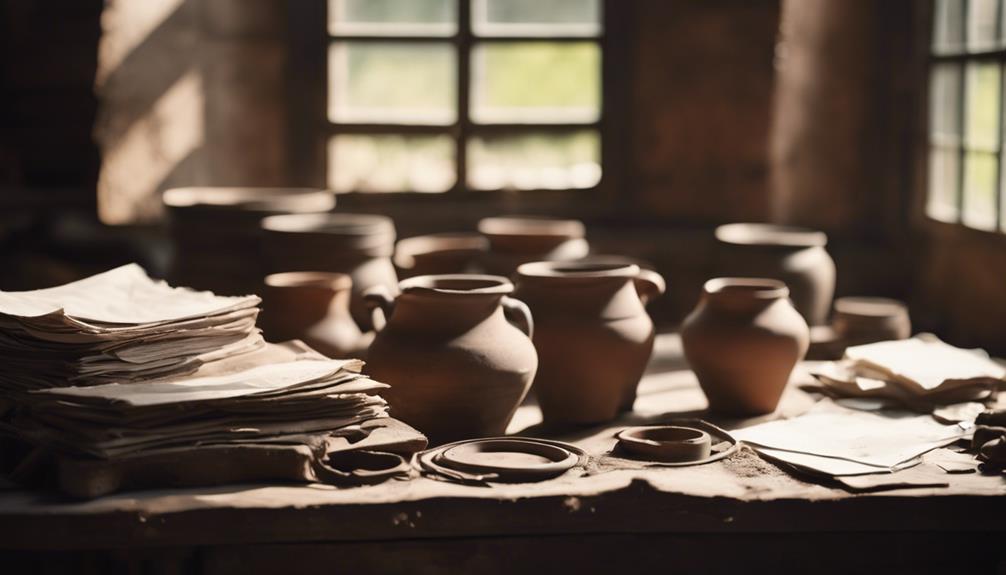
[733,399,969,469]
[845,336,1006,391]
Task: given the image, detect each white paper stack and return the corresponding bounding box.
[0,264,264,390]
[809,335,1005,411]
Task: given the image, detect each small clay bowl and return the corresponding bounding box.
[616,426,712,463]
[435,438,579,482]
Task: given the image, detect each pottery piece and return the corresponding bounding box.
[715,223,836,325]
[394,233,489,278]
[260,272,368,359]
[681,278,810,416]
[261,213,398,330]
[478,216,590,275]
[416,437,586,484]
[163,187,334,296]
[363,275,538,444]
[616,426,712,463]
[832,296,911,345]
[514,259,665,425]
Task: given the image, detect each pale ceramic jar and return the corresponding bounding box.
[363,275,537,445]
[681,278,810,416]
[514,259,666,425]
[260,272,369,359]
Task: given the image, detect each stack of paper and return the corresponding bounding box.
[0,264,264,390]
[8,347,387,459]
[809,336,1005,411]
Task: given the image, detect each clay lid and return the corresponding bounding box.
[163,187,335,213]
[399,274,513,296]
[264,271,352,291]
[715,223,827,248]
[704,277,789,300]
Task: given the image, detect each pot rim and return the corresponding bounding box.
[833,296,908,318]
[516,259,640,279]
[164,187,335,212]
[704,277,789,300]
[261,213,395,236]
[264,271,352,291]
[715,223,827,248]
[399,274,514,296]
[478,216,585,239]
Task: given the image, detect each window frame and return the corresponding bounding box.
[286,0,630,218]
[923,0,1006,235]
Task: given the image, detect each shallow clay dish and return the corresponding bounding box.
[611,419,739,467]
[418,437,586,483]
[616,426,712,463]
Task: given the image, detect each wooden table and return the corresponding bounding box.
[2,334,1004,574]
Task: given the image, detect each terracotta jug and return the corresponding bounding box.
[363,275,538,445]
[715,223,836,326]
[260,213,399,331]
[514,259,666,425]
[478,216,590,275]
[681,278,810,416]
[260,272,368,359]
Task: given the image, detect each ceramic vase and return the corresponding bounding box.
[260,272,368,359]
[364,275,538,445]
[163,187,334,296]
[514,259,666,425]
[715,223,836,325]
[681,278,810,416]
[478,216,590,276]
[260,213,399,331]
[394,233,488,278]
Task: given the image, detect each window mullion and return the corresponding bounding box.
[456,0,472,193]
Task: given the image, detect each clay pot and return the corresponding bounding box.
[478,216,590,275]
[364,275,537,445]
[832,296,911,345]
[514,259,665,425]
[260,272,368,359]
[163,187,335,295]
[394,233,488,278]
[681,278,810,416]
[715,223,836,325]
[260,213,398,331]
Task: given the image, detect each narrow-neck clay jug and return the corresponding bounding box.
[715,223,836,326]
[260,272,368,359]
[515,259,666,425]
[681,278,809,416]
[363,275,537,445]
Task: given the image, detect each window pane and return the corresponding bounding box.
[328,42,456,125]
[933,0,965,54]
[962,151,998,230]
[930,64,962,146]
[967,0,999,52]
[328,0,456,36]
[927,146,960,222]
[964,62,1001,151]
[467,130,601,190]
[472,0,601,37]
[471,42,600,123]
[328,135,456,192]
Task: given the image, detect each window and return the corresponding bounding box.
[323,0,603,194]
[928,0,1005,232]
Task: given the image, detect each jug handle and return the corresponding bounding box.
[634,269,666,306]
[363,285,396,332]
[502,296,534,339]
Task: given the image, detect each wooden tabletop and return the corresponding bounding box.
[1,334,1004,552]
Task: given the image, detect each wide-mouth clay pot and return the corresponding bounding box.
[260,272,368,359]
[394,233,489,277]
[681,277,810,416]
[715,223,827,248]
[163,187,335,214]
[832,296,911,342]
[478,216,590,275]
[261,213,396,255]
[714,223,835,326]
